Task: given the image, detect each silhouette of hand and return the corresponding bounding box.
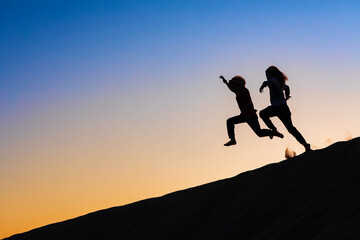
[219,75,227,84]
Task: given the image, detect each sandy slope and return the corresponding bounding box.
[5,137,360,240]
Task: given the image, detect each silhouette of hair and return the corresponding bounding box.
[266,66,288,88]
[231,75,246,86]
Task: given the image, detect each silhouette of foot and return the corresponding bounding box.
[305,143,312,152]
[224,139,236,146]
[270,130,284,139]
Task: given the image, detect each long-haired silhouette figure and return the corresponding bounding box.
[221,75,283,146]
[259,66,311,151]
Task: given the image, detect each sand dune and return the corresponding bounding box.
[5,137,360,240]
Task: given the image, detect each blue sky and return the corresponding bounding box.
[2,0,360,119]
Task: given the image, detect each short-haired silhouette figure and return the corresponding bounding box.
[259,66,311,151]
[221,75,283,146]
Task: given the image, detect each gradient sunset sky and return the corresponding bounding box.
[1,0,360,238]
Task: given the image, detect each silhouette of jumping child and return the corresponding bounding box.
[259,66,311,151]
[220,75,283,146]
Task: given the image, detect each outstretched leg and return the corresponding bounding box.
[246,115,282,138]
[225,115,246,146]
[278,112,311,151]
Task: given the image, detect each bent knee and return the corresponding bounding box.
[227,118,234,125]
[259,110,267,119]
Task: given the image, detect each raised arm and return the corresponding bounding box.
[220,75,229,85]
[220,75,232,90]
[220,75,239,94]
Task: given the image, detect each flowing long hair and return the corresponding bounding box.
[265,66,288,88]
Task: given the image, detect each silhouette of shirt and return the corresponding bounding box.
[228,80,257,117]
[262,77,287,106]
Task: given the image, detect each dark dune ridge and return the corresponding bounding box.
[6,137,360,240]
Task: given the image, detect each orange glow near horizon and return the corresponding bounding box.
[1,84,359,238]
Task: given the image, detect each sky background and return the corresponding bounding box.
[1,0,360,238]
